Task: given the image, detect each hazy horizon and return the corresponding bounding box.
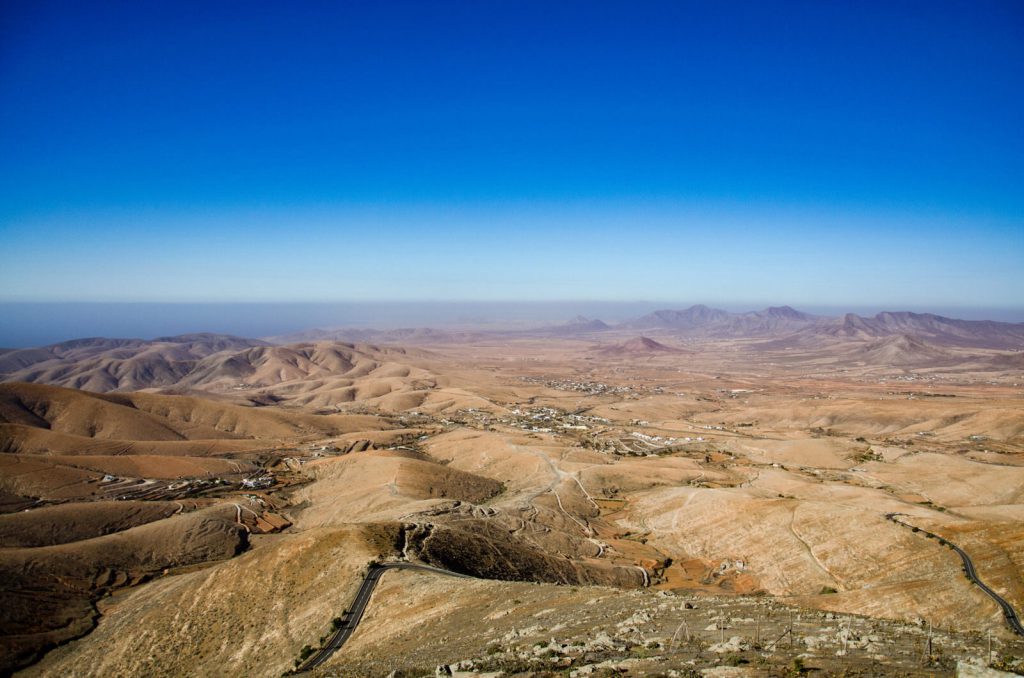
[2,300,1023,348]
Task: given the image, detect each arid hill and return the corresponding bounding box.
[0,382,392,475]
[2,326,1023,677]
[0,500,187,548]
[625,304,820,336]
[0,504,247,673]
[0,339,437,403]
[0,334,269,391]
[618,305,1024,349]
[629,304,733,329]
[4,307,1021,400]
[851,333,955,366]
[801,311,1024,349]
[598,336,687,355]
[532,315,612,335]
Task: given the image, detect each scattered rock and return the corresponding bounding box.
[707,635,749,653]
[957,661,1020,677]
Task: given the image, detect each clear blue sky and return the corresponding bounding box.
[1,1,1022,308]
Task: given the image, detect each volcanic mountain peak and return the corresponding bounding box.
[824,311,1024,348]
[760,305,813,320]
[631,305,731,328]
[528,316,612,337]
[626,336,671,350]
[836,313,882,336]
[600,336,685,355]
[853,333,953,366]
[688,303,719,311]
[675,304,730,321]
[627,304,819,336]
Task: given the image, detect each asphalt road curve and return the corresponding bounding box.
[298,562,472,673]
[886,513,1024,636]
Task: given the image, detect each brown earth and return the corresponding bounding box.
[1,330,1021,677]
[0,504,246,673]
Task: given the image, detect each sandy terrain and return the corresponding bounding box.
[1,328,1021,676]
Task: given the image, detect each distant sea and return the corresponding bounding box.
[1,301,1022,348]
[0,301,654,347]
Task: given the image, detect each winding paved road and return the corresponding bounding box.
[298,515,1023,673]
[297,562,471,673]
[886,513,1023,636]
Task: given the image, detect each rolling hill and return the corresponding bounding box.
[0,334,271,392]
[0,382,390,454]
[0,337,436,401]
[805,311,1024,348]
[850,333,954,366]
[626,304,822,336]
[620,305,1024,349]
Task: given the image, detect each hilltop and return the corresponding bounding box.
[622,305,1024,348]
[808,311,1024,348]
[598,336,687,355]
[851,334,955,367]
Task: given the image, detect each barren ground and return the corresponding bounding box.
[2,334,1022,676]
